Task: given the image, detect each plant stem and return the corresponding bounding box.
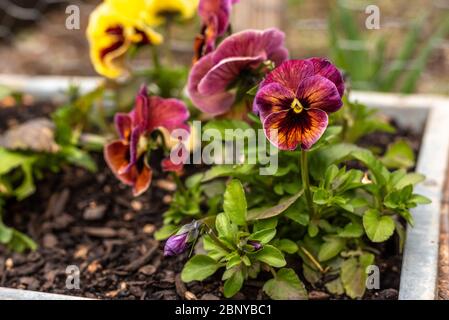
[172,173,186,194]
[204,225,231,253]
[300,149,315,217]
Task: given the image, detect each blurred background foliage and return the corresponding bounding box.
[0,0,448,94]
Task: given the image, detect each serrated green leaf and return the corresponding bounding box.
[363,209,395,242]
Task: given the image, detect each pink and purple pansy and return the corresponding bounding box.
[188,28,289,115]
[194,0,240,60]
[104,85,190,196]
[254,58,345,151]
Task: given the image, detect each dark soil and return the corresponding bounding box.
[0,106,421,300]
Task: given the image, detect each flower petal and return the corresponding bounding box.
[212,28,287,66]
[188,53,235,114]
[263,108,328,151]
[131,85,150,128]
[199,0,232,36]
[164,233,188,256]
[260,59,314,92]
[253,82,296,119]
[296,75,343,113]
[114,113,132,140]
[309,57,345,97]
[198,56,265,95]
[104,140,133,185]
[132,159,152,197]
[118,127,142,175]
[147,97,190,132]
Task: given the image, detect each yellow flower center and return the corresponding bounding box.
[291,98,304,114]
[137,135,149,156]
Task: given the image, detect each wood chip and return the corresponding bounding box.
[74,245,89,260]
[87,260,102,274]
[83,204,107,221]
[42,233,58,248]
[175,274,187,298]
[185,291,197,300]
[142,224,156,235]
[130,200,143,211]
[122,240,158,272]
[5,258,14,270]
[308,290,330,300]
[155,179,177,192]
[138,264,157,276]
[83,227,118,238]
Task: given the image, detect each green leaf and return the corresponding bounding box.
[263,268,308,300]
[352,149,390,186]
[392,172,425,190]
[61,146,97,172]
[338,222,364,238]
[181,255,220,282]
[201,164,255,182]
[254,245,286,267]
[223,267,244,298]
[275,239,299,254]
[154,224,178,240]
[341,253,375,299]
[410,194,431,205]
[215,213,237,242]
[247,190,303,220]
[248,229,276,244]
[223,179,247,226]
[363,209,395,242]
[318,238,345,262]
[325,277,345,296]
[381,140,415,169]
[203,120,252,141]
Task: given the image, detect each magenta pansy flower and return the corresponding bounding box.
[195,0,240,60]
[188,28,289,115]
[254,58,345,151]
[104,85,189,196]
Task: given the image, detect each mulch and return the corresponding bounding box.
[0,103,422,300]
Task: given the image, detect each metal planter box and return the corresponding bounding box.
[0,76,448,300]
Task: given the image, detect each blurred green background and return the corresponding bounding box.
[0,0,448,94]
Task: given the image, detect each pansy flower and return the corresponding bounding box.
[188,28,289,115]
[87,2,163,79]
[104,86,190,196]
[194,0,240,61]
[254,58,345,150]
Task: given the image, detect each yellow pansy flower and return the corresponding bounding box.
[145,0,199,25]
[87,2,163,79]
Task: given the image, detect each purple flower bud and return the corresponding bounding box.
[164,233,189,257]
[164,220,202,257]
[248,240,263,251]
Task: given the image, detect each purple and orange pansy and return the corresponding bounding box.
[104,86,190,196]
[253,58,345,151]
[188,28,289,116]
[194,0,240,61]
